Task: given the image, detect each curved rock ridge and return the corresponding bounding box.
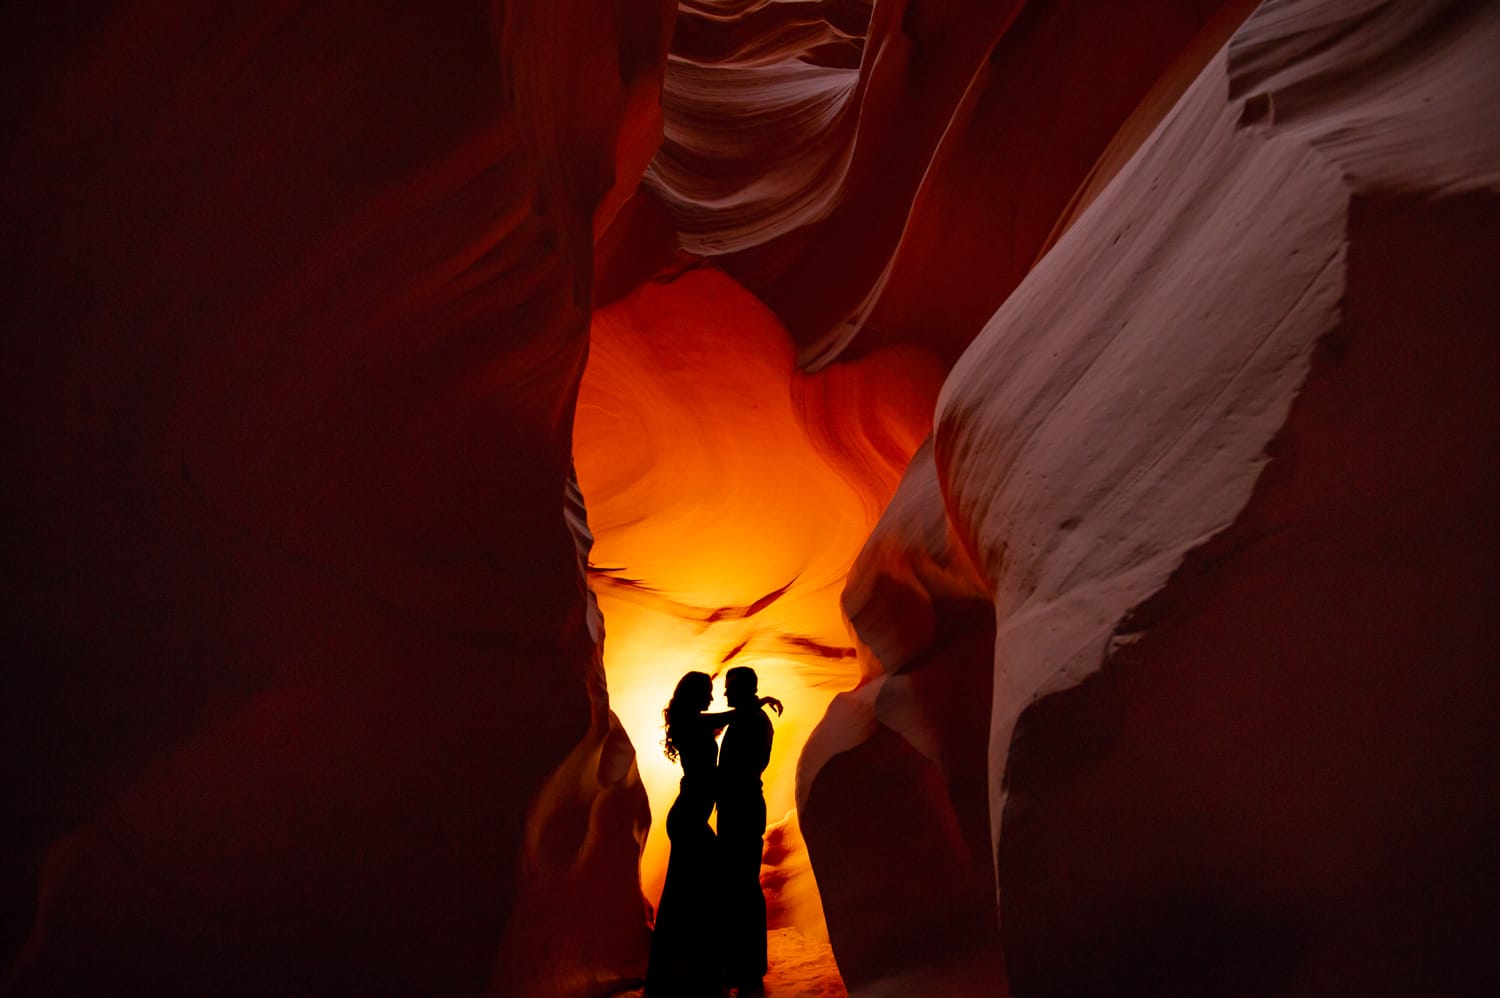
[813,0,1496,992]
[645,52,862,257]
[3,3,671,995]
[670,0,872,69]
[643,2,875,261]
[820,0,1262,368]
[653,0,1030,358]
[799,440,1005,995]
[647,0,1270,369]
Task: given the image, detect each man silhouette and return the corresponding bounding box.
[716,666,773,993]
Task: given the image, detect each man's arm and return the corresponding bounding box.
[701,696,782,731]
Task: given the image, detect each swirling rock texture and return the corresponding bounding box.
[798,0,1498,995]
[972,4,1500,993]
[5,1,1498,997]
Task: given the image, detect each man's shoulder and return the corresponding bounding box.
[736,704,772,725]
[726,704,771,731]
[742,705,773,740]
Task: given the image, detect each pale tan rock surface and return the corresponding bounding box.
[802,0,1498,993]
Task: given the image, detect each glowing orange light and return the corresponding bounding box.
[574,267,940,923]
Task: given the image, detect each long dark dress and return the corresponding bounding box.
[645,716,721,997]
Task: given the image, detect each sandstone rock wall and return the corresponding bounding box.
[3,3,671,994]
[805,0,1500,993]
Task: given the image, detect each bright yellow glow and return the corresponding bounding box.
[574,267,940,913]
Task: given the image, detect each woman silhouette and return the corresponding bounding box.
[645,672,780,997]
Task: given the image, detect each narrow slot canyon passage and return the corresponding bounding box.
[4,1,1498,995]
[573,265,941,942]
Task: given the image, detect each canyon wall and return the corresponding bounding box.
[801,0,1500,994]
[3,3,671,995]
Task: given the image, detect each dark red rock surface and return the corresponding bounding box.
[4,4,669,994]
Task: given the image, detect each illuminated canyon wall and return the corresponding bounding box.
[573,267,938,917]
[4,1,1498,996]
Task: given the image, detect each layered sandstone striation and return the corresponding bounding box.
[644,0,1262,368]
[804,0,1499,993]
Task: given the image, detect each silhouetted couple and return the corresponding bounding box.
[646,666,780,997]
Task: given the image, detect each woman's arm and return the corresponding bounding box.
[700,696,784,731]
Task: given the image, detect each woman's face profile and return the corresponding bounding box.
[679,673,713,712]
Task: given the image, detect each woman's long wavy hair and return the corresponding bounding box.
[662,671,713,762]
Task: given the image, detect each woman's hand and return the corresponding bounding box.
[759,695,784,716]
